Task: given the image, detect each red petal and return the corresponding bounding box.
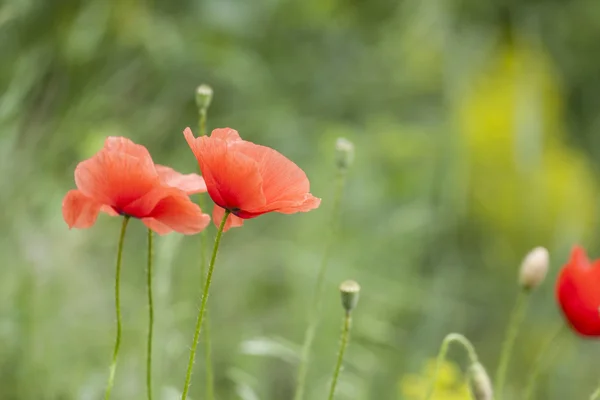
[570,245,589,269]
[74,137,158,210]
[155,164,207,194]
[232,141,320,214]
[184,128,265,211]
[556,246,600,336]
[213,205,244,232]
[62,190,103,228]
[146,190,211,235]
[141,218,174,235]
[210,127,242,142]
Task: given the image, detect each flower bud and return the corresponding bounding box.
[339,280,360,312]
[519,246,549,290]
[468,362,493,400]
[195,84,213,112]
[335,138,354,171]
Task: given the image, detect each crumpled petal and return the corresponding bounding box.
[184,128,265,210]
[62,190,103,229]
[145,190,211,235]
[155,164,207,194]
[141,218,175,235]
[75,137,158,211]
[213,205,244,232]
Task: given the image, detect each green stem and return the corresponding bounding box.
[495,289,530,399]
[198,101,215,400]
[523,324,564,400]
[181,209,230,400]
[591,387,600,400]
[199,109,207,138]
[146,228,154,400]
[426,333,479,400]
[104,216,130,400]
[294,171,347,400]
[327,311,352,400]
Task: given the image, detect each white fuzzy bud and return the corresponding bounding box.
[519,246,549,290]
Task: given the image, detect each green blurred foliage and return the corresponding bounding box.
[2,0,600,399]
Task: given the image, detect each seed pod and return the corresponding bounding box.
[339,280,360,312]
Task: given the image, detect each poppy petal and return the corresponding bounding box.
[101,205,120,216]
[75,137,158,210]
[184,128,266,211]
[104,136,153,160]
[210,127,242,142]
[570,246,589,269]
[155,164,207,194]
[213,205,244,232]
[62,190,103,228]
[232,141,319,213]
[276,193,322,214]
[141,218,174,235]
[148,191,210,235]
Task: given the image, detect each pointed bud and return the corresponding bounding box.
[339,280,360,313]
[519,246,549,290]
[335,138,354,171]
[195,84,213,112]
[468,362,493,400]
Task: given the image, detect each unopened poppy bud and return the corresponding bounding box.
[339,280,360,312]
[335,138,354,171]
[468,362,493,400]
[195,84,213,112]
[519,246,549,290]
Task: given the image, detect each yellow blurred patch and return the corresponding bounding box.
[456,40,597,246]
[399,359,472,400]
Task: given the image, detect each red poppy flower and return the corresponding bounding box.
[184,127,321,231]
[62,137,210,235]
[556,246,600,336]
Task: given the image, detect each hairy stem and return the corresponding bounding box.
[104,216,130,400]
[181,210,230,400]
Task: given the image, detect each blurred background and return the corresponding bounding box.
[2,0,600,399]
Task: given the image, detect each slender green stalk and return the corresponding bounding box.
[495,289,530,399]
[104,216,130,400]
[181,209,230,400]
[294,170,347,400]
[198,95,215,400]
[199,109,207,138]
[327,311,352,400]
[523,324,564,400]
[146,228,154,400]
[426,333,479,400]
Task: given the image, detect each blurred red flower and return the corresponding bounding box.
[62,137,210,235]
[556,246,600,336]
[184,127,321,231]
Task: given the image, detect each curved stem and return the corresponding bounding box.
[523,324,564,400]
[146,228,154,400]
[426,333,479,400]
[294,171,347,400]
[327,312,352,400]
[495,289,530,399]
[181,209,230,400]
[104,216,130,400]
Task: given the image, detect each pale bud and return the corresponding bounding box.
[335,138,354,171]
[195,84,213,111]
[468,362,493,400]
[339,280,360,313]
[519,246,549,290]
